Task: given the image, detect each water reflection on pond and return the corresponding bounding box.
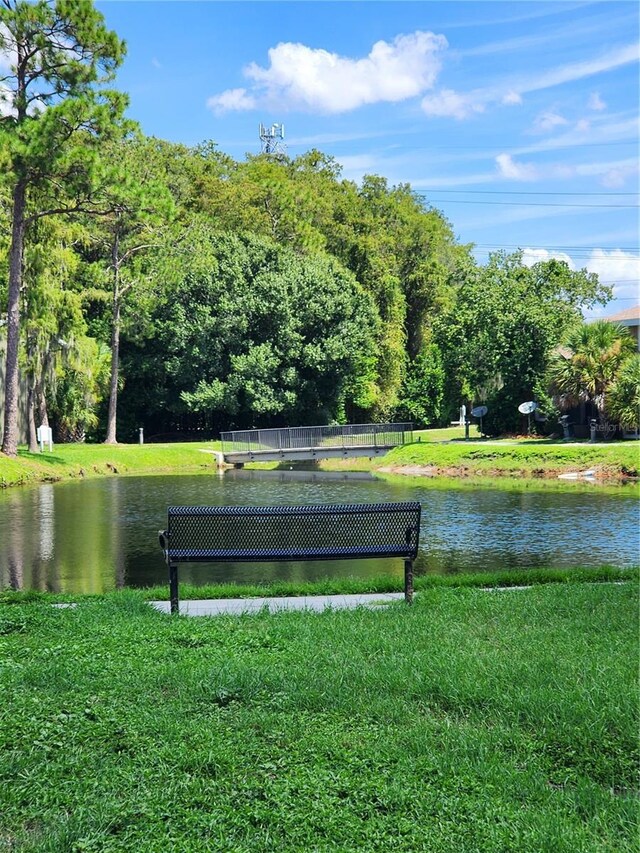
[0,469,637,593]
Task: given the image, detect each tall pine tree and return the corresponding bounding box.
[0,0,127,455]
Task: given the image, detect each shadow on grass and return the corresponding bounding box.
[16,449,68,466]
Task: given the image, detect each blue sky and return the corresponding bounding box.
[96,1,639,316]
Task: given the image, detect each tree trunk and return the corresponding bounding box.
[27,381,38,453]
[104,254,121,444]
[37,347,52,436]
[1,179,27,457]
[26,331,39,453]
[37,377,49,428]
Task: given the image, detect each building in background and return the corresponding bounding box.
[602,306,640,350]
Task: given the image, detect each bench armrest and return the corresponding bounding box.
[158,530,169,551]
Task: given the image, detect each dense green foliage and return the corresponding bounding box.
[0,0,128,454]
[3,4,634,446]
[4,135,616,442]
[607,354,640,430]
[434,253,609,436]
[0,585,637,851]
[118,230,379,434]
[549,321,638,428]
[396,343,446,427]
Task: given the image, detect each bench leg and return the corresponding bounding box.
[169,564,179,615]
[404,559,414,605]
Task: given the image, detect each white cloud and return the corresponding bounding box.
[419,42,639,121]
[531,110,569,133]
[0,23,17,73]
[521,248,575,268]
[585,249,640,301]
[502,90,522,106]
[516,42,640,96]
[575,157,639,176]
[0,25,15,117]
[151,57,162,70]
[336,154,377,174]
[0,84,14,117]
[567,156,639,187]
[508,115,639,157]
[207,87,256,115]
[210,31,448,115]
[421,88,484,119]
[600,168,630,188]
[411,172,497,188]
[588,92,607,111]
[416,153,638,195]
[495,153,539,181]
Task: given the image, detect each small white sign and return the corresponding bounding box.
[36,424,53,452]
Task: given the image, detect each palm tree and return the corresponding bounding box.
[607,354,640,431]
[548,320,636,426]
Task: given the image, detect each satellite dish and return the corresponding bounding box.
[471,406,488,418]
[518,401,538,414]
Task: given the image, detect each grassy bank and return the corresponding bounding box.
[0,442,223,488]
[1,566,636,606]
[376,438,640,479]
[139,565,640,600]
[0,583,637,851]
[1,435,638,489]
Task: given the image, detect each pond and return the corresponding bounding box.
[0,469,637,593]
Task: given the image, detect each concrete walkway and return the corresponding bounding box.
[149,592,406,616]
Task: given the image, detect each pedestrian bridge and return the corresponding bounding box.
[220,423,413,466]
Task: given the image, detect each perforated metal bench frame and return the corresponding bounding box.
[159,502,421,614]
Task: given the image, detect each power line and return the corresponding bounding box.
[408,141,638,150]
[416,189,639,196]
[474,254,640,260]
[471,249,640,261]
[424,199,638,208]
[472,243,639,251]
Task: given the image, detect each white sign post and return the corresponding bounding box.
[36,424,53,453]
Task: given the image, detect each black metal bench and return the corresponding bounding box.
[158,502,422,614]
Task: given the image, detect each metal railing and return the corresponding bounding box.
[220,423,413,455]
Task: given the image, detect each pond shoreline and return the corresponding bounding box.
[376,462,637,482]
[1,438,638,489]
[3,565,637,606]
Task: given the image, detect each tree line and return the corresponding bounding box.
[1,1,636,455]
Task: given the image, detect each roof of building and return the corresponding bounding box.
[602,306,640,323]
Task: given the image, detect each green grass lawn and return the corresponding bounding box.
[414,425,474,442]
[1,435,638,488]
[0,583,637,852]
[0,442,223,488]
[380,437,640,478]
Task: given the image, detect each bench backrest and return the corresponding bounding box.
[162,502,421,563]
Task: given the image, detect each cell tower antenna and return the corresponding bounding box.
[259,122,286,155]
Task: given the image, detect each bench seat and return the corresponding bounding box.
[163,544,416,561]
[159,501,421,613]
